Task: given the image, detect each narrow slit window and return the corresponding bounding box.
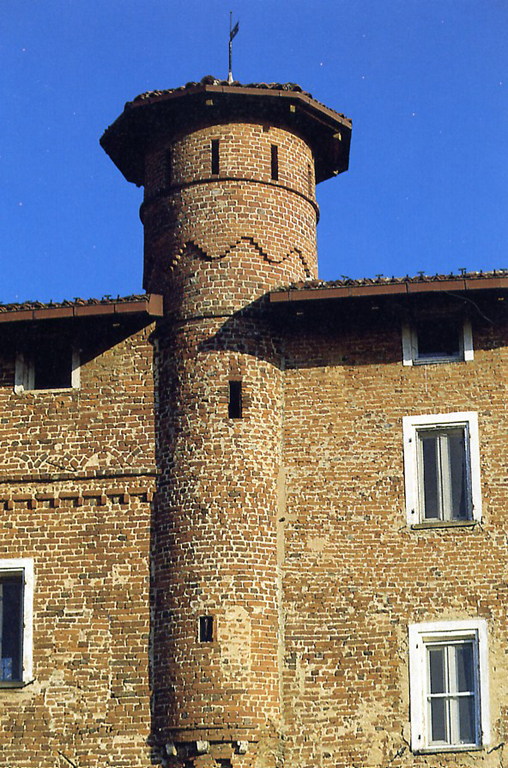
[307,163,313,196]
[228,380,242,419]
[165,148,172,187]
[199,616,214,643]
[271,144,279,180]
[211,139,220,175]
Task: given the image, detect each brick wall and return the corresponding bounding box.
[0,317,157,767]
[0,318,156,480]
[4,294,507,768]
[279,300,508,768]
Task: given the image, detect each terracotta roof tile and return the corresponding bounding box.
[129,75,350,121]
[0,293,152,314]
[272,270,508,293]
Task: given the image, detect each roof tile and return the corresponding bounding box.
[0,293,152,314]
[129,75,350,121]
[271,270,508,293]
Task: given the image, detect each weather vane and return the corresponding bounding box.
[228,11,239,84]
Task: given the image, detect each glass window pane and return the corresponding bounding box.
[421,435,440,518]
[448,431,470,519]
[458,696,476,744]
[430,698,447,743]
[429,648,445,693]
[421,632,482,750]
[0,577,23,681]
[455,643,474,692]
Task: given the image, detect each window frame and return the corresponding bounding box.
[409,620,490,753]
[15,347,80,393]
[402,318,473,366]
[403,412,482,527]
[0,558,34,687]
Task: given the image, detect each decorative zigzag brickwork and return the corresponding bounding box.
[142,122,318,309]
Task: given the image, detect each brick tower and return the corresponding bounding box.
[101,76,351,767]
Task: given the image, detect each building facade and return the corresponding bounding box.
[1,76,507,768]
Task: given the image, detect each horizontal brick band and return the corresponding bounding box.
[140,176,320,221]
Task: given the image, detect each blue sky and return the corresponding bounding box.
[1,0,507,303]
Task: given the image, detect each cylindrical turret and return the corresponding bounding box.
[141,120,320,313]
[101,76,351,315]
[101,76,351,767]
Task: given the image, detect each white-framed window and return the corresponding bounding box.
[409,620,490,752]
[0,559,33,686]
[402,318,473,366]
[15,346,80,393]
[403,412,481,526]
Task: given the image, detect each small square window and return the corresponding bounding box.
[15,343,80,393]
[403,412,481,526]
[409,620,490,752]
[402,318,473,366]
[0,559,33,686]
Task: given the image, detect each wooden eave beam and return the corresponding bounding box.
[270,277,508,304]
[0,294,163,324]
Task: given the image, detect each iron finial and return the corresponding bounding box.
[228,11,240,84]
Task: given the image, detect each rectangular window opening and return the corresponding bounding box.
[0,573,23,682]
[228,380,242,419]
[34,345,72,390]
[402,318,473,366]
[211,139,220,175]
[418,426,470,521]
[199,615,214,643]
[271,144,279,180]
[15,341,79,392]
[307,163,313,196]
[403,412,481,526]
[0,559,33,686]
[427,641,476,746]
[409,620,489,753]
[417,318,461,361]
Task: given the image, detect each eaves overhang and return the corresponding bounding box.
[100,80,352,185]
[0,294,163,325]
[270,275,508,304]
